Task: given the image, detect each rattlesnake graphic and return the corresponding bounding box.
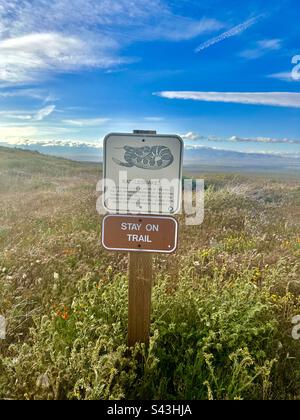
[112,145,174,170]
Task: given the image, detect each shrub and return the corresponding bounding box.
[2,263,299,400]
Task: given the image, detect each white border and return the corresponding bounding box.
[102,214,179,254]
[102,132,184,215]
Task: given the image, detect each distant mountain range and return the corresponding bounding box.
[184,146,300,172]
[1,141,300,172]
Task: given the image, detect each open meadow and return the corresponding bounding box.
[0,146,300,400]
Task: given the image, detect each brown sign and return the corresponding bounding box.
[102,215,178,253]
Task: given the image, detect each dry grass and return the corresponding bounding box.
[0,146,300,400]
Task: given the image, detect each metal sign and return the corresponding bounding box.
[102,214,178,253]
[103,132,183,215]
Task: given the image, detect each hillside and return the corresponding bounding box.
[2,143,300,173]
[0,146,100,181]
[0,146,300,400]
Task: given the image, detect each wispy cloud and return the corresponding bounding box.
[143,17,223,42]
[195,15,265,53]
[34,105,56,121]
[0,0,164,38]
[4,115,32,121]
[63,117,110,127]
[228,135,300,144]
[156,91,300,108]
[0,0,222,42]
[240,38,282,59]
[267,72,299,82]
[3,139,103,149]
[181,132,300,145]
[144,117,165,122]
[0,110,32,120]
[1,139,103,148]
[0,0,223,84]
[0,105,56,121]
[0,88,53,100]
[0,32,124,84]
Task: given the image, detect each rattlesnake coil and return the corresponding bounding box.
[112,145,174,170]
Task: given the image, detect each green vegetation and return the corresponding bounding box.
[0,146,300,400]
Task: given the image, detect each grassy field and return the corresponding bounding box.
[0,145,300,400]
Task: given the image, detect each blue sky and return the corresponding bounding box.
[0,0,299,157]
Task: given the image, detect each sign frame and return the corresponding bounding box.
[102,132,184,215]
[102,214,179,254]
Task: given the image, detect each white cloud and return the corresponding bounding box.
[156,91,300,108]
[228,135,300,144]
[0,1,222,42]
[195,15,264,53]
[0,110,32,120]
[258,39,282,50]
[39,140,103,148]
[0,88,51,100]
[182,132,204,141]
[143,17,223,42]
[63,118,110,127]
[0,126,38,140]
[33,105,56,121]
[240,38,282,59]
[182,133,300,144]
[0,1,224,84]
[6,114,32,121]
[144,117,165,122]
[1,138,103,148]
[267,72,300,82]
[0,32,123,84]
[0,105,56,121]
[0,0,163,37]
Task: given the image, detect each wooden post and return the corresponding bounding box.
[128,252,153,347]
